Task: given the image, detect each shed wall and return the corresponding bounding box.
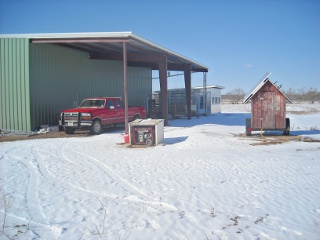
[251,81,286,129]
[0,38,31,131]
[29,43,152,130]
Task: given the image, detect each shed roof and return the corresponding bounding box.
[243,73,292,104]
[0,32,208,72]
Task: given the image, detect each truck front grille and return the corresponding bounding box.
[64,112,79,120]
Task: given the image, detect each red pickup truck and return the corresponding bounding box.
[59,97,146,134]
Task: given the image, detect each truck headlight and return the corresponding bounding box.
[81,113,91,120]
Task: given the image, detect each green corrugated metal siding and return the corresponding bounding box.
[0,38,31,131]
[127,66,152,106]
[1,40,151,132]
[29,43,151,130]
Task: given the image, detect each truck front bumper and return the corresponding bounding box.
[59,120,92,127]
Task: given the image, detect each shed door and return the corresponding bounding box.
[260,92,275,129]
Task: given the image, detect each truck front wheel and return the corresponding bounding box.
[64,127,75,134]
[91,120,102,135]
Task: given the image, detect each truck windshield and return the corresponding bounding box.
[79,100,105,108]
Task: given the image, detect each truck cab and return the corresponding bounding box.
[59,97,146,134]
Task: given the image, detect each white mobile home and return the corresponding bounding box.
[192,85,225,115]
[148,85,224,118]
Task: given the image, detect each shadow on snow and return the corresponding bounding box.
[290,130,320,135]
[168,113,251,128]
[164,136,189,144]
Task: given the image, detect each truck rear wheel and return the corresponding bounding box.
[91,120,102,135]
[132,114,139,121]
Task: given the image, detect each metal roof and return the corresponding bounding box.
[0,32,208,72]
[154,85,224,93]
[194,85,225,90]
[243,72,292,103]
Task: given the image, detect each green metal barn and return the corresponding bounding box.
[0,32,208,132]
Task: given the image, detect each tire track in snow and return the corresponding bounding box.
[7,150,51,227]
[32,144,177,212]
[59,144,177,211]
[4,212,61,238]
[63,148,150,198]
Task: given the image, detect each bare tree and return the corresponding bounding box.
[297,87,307,102]
[283,88,298,102]
[225,88,246,104]
[304,88,320,104]
[297,87,320,103]
[283,87,320,103]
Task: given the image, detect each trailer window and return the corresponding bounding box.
[212,97,220,105]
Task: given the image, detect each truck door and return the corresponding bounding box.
[115,99,125,123]
[102,99,118,125]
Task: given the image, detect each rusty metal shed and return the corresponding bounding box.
[0,32,208,132]
[243,73,292,135]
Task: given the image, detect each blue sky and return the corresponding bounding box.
[1,0,319,93]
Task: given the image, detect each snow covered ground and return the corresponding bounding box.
[0,103,320,240]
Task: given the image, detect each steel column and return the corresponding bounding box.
[203,72,207,116]
[184,65,192,119]
[158,57,168,125]
[123,42,129,133]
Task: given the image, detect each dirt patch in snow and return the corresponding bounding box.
[0,127,125,143]
[0,131,92,142]
[235,133,305,145]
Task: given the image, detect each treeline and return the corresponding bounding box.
[284,87,320,104]
[222,87,320,104]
